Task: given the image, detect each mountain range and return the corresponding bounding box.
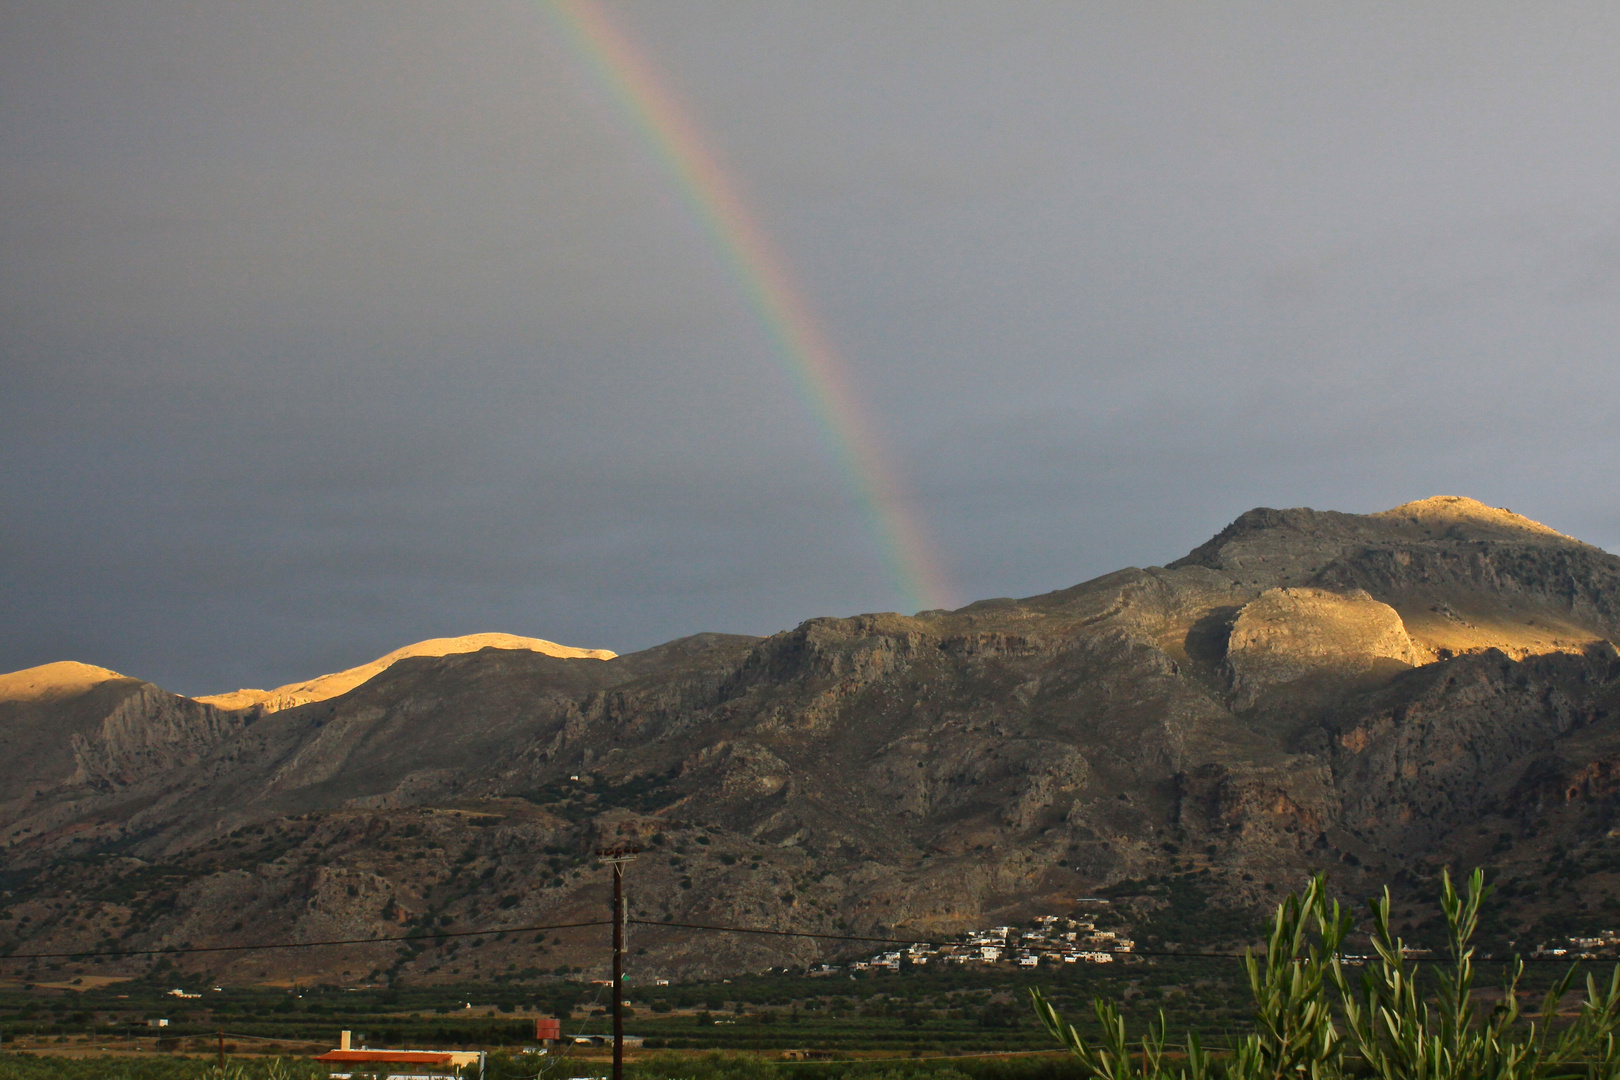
[5,495,1620,985]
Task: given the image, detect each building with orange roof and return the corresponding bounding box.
[314,1030,483,1079]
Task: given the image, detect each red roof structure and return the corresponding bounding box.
[314,1050,458,1065]
[315,1029,484,1076]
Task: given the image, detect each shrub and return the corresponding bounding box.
[1032,868,1620,1080]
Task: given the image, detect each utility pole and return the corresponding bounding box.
[596,845,639,1080]
[217,1028,225,1069]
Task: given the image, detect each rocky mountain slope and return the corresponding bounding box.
[5,496,1620,986]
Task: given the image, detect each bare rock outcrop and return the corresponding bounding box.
[1225,587,1424,707]
[69,685,244,789]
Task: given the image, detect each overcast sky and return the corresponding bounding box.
[5,2,1620,694]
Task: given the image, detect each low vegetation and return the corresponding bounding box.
[9,870,1620,1079]
[0,1060,326,1080]
[1033,869,1620,1079]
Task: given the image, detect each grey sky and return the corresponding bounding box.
[4,2,1619,694]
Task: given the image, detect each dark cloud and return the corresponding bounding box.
[3,1,1619,694]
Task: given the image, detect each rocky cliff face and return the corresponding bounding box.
[69,684,244,790]
[6,497,1620,984]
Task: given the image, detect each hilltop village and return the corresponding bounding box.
[841,911,1136,973]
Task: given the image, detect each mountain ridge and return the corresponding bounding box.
[5,496,1620,984]
[192,632,617,712]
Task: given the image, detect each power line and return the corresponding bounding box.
[638,916,1236,955]
[627,915,1269,955]
[0,919,611,961]
[0,913,1606,967]
[630,919,938,946]
[627,918,1614,964]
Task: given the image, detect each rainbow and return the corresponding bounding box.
[542,0,951,614]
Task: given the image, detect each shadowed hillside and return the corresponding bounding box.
[5,497,1620,983]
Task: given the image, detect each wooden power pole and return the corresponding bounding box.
[596,845,639,1080]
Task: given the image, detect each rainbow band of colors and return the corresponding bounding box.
[544,0,950,614]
